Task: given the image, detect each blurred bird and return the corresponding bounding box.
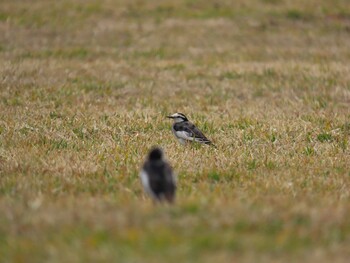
[167,113,214,146]
[140,147,176,203]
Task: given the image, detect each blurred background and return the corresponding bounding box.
[0,1,349,263]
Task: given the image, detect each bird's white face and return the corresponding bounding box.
[167,113,187,123]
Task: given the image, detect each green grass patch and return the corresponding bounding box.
[317,133,333,142]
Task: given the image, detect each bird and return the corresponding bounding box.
[140,147,176,203]
[167,113,214,146]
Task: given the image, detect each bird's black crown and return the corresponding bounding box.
[177,113,188,120]
[149,147,163,161]
[167,112,189,121]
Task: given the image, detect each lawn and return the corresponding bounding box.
[0,0,350,262]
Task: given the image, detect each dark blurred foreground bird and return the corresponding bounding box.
[140,147,176,203]
[167,113,214,146]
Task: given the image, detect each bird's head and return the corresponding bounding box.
[148,147,164,161]
[166,113,188,123]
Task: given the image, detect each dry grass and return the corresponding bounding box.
[0,0,350,262]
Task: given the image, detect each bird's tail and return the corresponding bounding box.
[209,142,217,148]
[204,140,217,148]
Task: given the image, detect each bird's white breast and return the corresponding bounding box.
[172,125,188,145]
[140,170,156,199]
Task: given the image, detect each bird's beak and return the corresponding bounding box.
[166,115,174,119]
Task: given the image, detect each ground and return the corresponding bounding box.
[0,0,350,262]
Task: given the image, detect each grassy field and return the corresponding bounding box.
[0,0,350,262]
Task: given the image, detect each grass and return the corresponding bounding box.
[0,0,350,262]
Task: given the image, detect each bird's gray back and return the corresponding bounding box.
[143,161,176,201]
[174,121,211,143]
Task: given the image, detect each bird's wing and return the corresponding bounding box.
[163,163,176,203]
[176,122,211,144]
[164,163,176,185]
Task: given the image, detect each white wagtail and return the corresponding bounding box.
[140,147,176,203]
[167,113,214,146]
